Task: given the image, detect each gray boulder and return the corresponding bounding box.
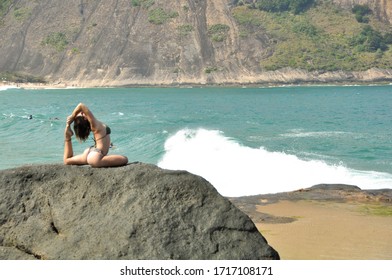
[0,163,279,260]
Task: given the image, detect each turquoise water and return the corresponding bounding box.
[1,85,391,196]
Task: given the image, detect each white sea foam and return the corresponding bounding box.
[0,85,20,91]
[280,129,349,138]
[158,128,392,197]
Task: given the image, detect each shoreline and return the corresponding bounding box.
[2,80,392,91]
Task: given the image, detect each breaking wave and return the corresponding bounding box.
[158,128,392,197]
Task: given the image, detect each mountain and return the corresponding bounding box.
[0,0,391,86]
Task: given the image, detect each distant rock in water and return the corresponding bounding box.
[0,163,279,260]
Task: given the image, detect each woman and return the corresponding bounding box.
[63,103,128,167]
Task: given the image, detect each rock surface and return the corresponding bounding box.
[0,163,279,260]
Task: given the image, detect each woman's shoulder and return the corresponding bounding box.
[92,121,107,134]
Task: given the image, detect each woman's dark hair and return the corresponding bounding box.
[73,116,91,142]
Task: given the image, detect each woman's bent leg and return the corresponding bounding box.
[64,148,89,165]
[87,152,128,167]
[99,155,128,167]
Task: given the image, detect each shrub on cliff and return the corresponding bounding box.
[41,32,68,52]
[0,0,12,17]
[131,0,155,9]
[351,25,389,52]
[148,7,178,25]
[255,0,315,14]
[208,24,230,42]
[352,4,372,23]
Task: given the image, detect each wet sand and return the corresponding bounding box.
[255,200,392,260]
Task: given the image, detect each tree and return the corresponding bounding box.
[352,4,372,23]
[351,25,388,52]
[290,0,315,14]
[255,0,314,14]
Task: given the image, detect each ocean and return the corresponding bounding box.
[1,85,391,196]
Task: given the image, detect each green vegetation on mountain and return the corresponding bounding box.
[255,0,315,14]
[208,24,230,42]
[0,0,12,17]
[148,7,178,25]
[178,24,194,37]
[13,6,30,21]
[41,32,69,52]
[0,71,46,83]
[131,0,155,9]
[233,1,392,71]
[352,4,372,23]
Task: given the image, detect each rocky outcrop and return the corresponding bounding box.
[0,163,279,260]
[230,184,392,224]
[230,68,392,85]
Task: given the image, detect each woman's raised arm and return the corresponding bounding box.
[68,103,99,130]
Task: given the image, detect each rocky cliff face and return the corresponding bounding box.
[1,0,252,86]
[0,0,391,86]
[0,163,279,260]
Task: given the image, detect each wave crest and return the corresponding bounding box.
[158,128,392,197]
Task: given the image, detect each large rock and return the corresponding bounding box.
[0,163,279,260]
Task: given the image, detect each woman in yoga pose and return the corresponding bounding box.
[63,103,128,167]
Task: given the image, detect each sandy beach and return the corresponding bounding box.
[255,200,392,260]
[229,185,392,260]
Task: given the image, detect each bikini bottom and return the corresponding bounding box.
[89,147,104,156]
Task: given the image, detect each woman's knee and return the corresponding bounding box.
[121,156,129,165]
